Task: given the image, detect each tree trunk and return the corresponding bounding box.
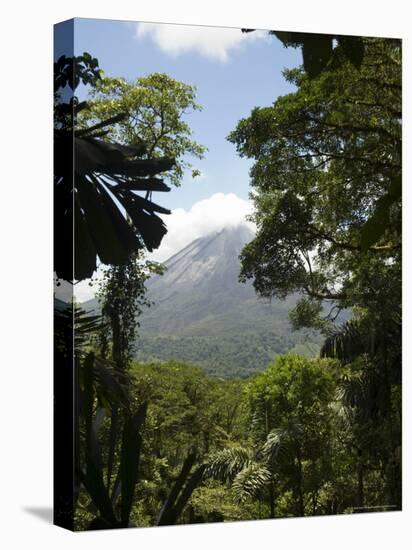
[357,449,365,510]
[296,450,305,516]
[269,481,275,518]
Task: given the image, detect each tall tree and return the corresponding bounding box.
[97,255,164,370]
[228,36,402,512]
[83,72,206,186]
[54,54,177,282]
[242,29,365,78]
[205,355,338,517]
[228,37,401,329]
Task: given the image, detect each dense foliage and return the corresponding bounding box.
[228,38,401,328]
[226,35,402,511]
[55,35,402,529]
[83,72,206,185]
[54,55,176,281]
[74,356,400,528]
[134,331,320,378]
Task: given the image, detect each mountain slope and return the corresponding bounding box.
[135,225,321,377]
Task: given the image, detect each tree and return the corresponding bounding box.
[76,351,148,530]
[54,54,177,282]
[83,72,207,186]
[56,56,208,529]
[228,38,401,328]
[128,362,247,525]
[84,70,207,365]
[242,29,365,78]
[247,355,338,516]
[97,254,164,370]
[206,355,338,517]
[228,37,402,513]
[54,302,144,530]
[322,316,402,510]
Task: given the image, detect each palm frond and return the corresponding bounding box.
[262,422,304,463]
[54,55,175,282]
[204,446,254,482]
[262,428,285,463]
[321,315,401,367]
[337,360,390,420]
[321,319,366,364]
[232,463,272,503]
[55,303,103,358]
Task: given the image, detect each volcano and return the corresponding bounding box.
[135,224,320,377]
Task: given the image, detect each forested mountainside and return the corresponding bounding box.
[135,225,321,377]
[81,225,321,377]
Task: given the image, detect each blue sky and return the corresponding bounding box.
[58,18,303,300]
[72,18,301,210]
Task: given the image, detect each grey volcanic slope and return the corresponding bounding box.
[140,224,262,333]
[135,225,321,377]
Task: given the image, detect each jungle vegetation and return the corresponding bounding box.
[54,33,402,529]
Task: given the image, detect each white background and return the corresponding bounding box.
[1,0,411,547]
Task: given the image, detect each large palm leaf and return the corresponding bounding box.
[203,446,254,482]
[231,463,272,503]
[322,317,401,419]
[54,54,175,282]
[321,319,367,364]
[262,421,304,464]
[55,120,174,282]
[321,316,401,368]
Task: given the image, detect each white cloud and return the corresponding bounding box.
[68,193,254,302]
[56,275,101,304]
[74,280,97,304]
[135,23,267,62]
[149,192,255,262]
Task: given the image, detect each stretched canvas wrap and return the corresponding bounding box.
[54,18,402,531]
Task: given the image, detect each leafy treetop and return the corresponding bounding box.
[228,38,401,330]
[83,72,207,186]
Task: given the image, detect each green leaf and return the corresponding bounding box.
[94,356,130,408]
[120,402,147,527]
[82,352,95,441]
[339,36,365,69]
[157,452,197,525]
[232,463,272,503]
[302,36,333,78]
[204,446,253,481]
[80,462,117,527]
[360,175,401,251]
